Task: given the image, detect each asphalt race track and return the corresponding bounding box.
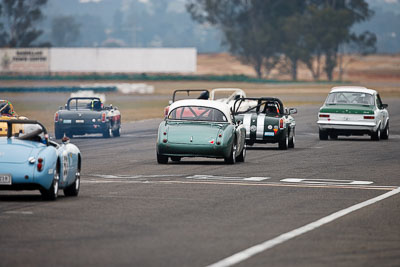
[1,100,400,267]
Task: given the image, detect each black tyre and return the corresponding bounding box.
[171,156,181,162]
[64,169,80,197]
[288,129,295,148]
[112,127,121,137]
[55,126,63,139]
[236,144,246,162]
[157,153,168,164]
[103,128,111,138]
[224,143,236,164]
[319,129,328,140]
[279,132,288,150]
[41,168,59,201]
[371,126,381,141]
[381,121,389,140]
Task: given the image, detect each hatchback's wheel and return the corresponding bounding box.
[41,169,59,201]
[236,144,246,162]
[371,126,381,141]
[381,121,389,140]
[64,170,80,197]
[319,129,328,140]
[157,153,168,164]
[279,132,288,150]
[225,143,236,164]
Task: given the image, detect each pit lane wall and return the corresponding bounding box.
[0,48,196,73]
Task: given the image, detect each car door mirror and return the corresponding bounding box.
[382,104,388,109]
[289,108,297,115]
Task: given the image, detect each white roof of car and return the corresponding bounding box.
[330,86,377,95]
[168,99,232,123]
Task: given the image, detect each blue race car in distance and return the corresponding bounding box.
[0,120,81,200]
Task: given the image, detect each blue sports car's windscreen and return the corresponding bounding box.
[169,106,228,122]
[326,92,374,105]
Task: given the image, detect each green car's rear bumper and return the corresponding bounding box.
[157,142,230,158]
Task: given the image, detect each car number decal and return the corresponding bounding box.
[63,152,69,181]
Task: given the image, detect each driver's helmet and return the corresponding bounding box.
[198,91,209,100]
[0,100,16,116]
[91,99,102,110]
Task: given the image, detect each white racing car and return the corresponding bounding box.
[317,86,389,141]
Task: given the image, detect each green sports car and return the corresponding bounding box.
[156,99,246,164]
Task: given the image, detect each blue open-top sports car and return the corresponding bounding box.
[0,120,81,200]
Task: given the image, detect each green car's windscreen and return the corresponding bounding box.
[169,106,228,122]
[326,92,374,105]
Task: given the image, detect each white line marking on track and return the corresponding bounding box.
[4,211,33,215]
[243,177,270,181]
[186,175,270,181]
[206,187,400,267]
[281,178,373,185]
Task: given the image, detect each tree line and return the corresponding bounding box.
[186,0,377,81]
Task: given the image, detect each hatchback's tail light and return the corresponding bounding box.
[54,112,59,122]
[37,158,43,172]
[319,114,330,118]
[364,116,375,119]
[101,113,106,123]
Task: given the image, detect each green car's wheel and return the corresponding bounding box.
[41,168,59,201]
[236,144,246,162]
[381,121,389,140]
[288,129,295,148]
[55,126,63,139]
[279,132,288,150]
[171,156,181,162]
[225,144,236,164]
[319,129,328,140]
[64,169,80,197]
[157,153,168,164]
[371,126,381,141]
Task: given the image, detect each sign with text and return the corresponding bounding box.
[0,48,50,72]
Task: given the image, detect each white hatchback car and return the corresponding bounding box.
[317,86,389,141]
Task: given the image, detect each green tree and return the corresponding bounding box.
[0,0,49,47]
[305,0,376,81]
[187,0,286,78]
[51,16,81,47]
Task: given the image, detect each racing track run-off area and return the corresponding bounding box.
[1,100,400,267]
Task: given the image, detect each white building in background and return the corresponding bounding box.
[0,47,197,73]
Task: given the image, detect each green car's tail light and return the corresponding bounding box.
[216,141,221,145]
[163,138,167,143]
[101,113,106,123]
[218,134,222,137]
[54,112,59,122]
[37,158,43,172]
[163,132,167,135]
[364,116,375,119]
[279,118,284,129]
